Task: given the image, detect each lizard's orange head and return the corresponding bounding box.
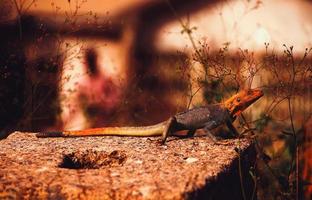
[224,89,263,117]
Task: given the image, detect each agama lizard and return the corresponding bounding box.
[36,89,263,144]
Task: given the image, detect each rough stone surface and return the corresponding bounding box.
[0,132,255,200]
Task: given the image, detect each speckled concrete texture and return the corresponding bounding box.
[0,132,255,199]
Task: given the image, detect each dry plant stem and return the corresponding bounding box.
[251,170,257,200]
[287,97,298,199]
[265,96,288,116]
[16,1,90,128]
[186,85,202,109]
[235,114,254,200]
[22,43,86,124]
[238,114,254,200]
[296,145,299,200]
[11,0,36,39]
[263,45,311,199]
[167,0,245,102]
[240,113,284,195]
[237,141,247,200]
[166,0,206,107]
[12,0,22,39]
[285,45,298,200]
[165,0,208,80]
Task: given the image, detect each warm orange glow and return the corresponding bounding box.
[28,0,151,15]
[156,0,312,54]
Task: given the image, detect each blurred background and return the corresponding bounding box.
[0,0,311,199]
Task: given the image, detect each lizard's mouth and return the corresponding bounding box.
[230,89,264,117]
[246,89,263,103]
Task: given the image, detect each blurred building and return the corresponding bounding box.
[0,0,311,130]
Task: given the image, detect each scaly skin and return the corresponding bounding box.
[36,89,263,144]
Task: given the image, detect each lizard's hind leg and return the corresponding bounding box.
[161,117,176,145]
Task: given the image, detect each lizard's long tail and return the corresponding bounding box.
[36,122,167,138]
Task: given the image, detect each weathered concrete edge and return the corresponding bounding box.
[184,142,256,200]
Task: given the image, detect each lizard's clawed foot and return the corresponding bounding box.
[159,139,167,145]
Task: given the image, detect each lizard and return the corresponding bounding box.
[36,88,263,144]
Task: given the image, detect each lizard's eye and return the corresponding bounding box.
[236,97,241,102]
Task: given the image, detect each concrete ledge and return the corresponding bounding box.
[0,132,255,199]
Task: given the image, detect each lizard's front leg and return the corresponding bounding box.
[207,119,239,145]
[203,121,220,143]
[202,121,234,145]
[225,119,240,137]
[186,129,196,137]
[161,116,176,145]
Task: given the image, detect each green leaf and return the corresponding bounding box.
[255,113,272,132]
